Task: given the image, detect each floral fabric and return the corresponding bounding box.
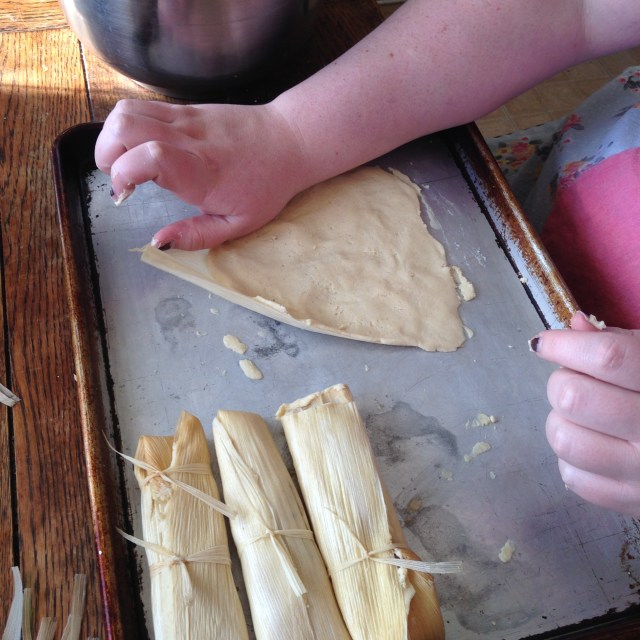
[487,67,640,327]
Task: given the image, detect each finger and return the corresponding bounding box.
[569,311,636,336]
[110,99,181,123]
[531,329,640,392]
[109,142,211,206]
[557,459,640,517]
[547,368,640,441]
[546,410,640,480]
[152,211,269,251]
[96,112,188,174]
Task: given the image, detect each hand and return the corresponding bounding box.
[531,312,640,515]
[94,99,311,250]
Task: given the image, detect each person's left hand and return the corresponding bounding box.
[531,312,640,515]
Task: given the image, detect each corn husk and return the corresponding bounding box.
[34,619,56,640]
[60,574,87,640]
[132,411,248,640]
[213,410,350,640]
[277,384,446,640]
[2,566,23,640]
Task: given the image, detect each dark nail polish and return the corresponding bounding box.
[156,241,173,251]
[528,336,540,353]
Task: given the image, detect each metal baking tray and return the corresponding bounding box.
[52,121,640,639]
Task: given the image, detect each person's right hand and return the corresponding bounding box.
[94,99,311,251]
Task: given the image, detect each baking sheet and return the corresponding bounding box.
[56,124,640,639]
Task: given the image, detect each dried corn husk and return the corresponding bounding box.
[2,566,23,640]
[132,411,248,640]
[34,619,56,640]
[60,574,87,640]
[277,384,447,640]
[213,410,350,640]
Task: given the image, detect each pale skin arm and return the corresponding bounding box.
[95,0,640,251]
[531,313,640,516]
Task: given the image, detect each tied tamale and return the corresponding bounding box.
[132,411,249,640]
[277,384,447,640]
[213,410,350,640]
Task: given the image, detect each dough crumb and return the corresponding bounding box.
[466,413,497,428]
[464,441,491,462]
[239,359,263,380]
[223,334,248,354]
[498,539,516,563]
[439,469,454,481]
[450,266,476,302]
[587,314,606,330]
[210,307,219,315]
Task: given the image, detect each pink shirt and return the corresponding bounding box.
[541,149,640,329]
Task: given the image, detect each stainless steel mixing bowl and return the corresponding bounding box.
[59,0,319,99]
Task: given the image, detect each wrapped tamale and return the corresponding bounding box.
[213,410,350,640]
[132,411,249,640]
[277,383,447,640]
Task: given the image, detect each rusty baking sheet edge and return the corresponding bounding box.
[52,122,148,640]
[445,124,578,330]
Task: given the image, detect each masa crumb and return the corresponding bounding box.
[464,441,491,462]
[587,314,606,330]
[223,334,248,354]
[239,359,263,380]
[499,539,516,563]
[450,265,476,301]
[466,412,498,428]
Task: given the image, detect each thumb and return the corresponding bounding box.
[151,211,266,251]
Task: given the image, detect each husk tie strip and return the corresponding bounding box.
[119,529,231,605]
[107,438,236,518]
[328,510,462,576]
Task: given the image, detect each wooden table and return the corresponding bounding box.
[0,1,383,636]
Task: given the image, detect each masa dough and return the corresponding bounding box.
[142,166,474,352]
[205,167,471,352]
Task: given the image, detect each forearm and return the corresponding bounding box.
[272,0,637,187]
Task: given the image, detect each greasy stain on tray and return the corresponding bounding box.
[252,318,299,358]
[366,401,458,463]
[155,297,195,345]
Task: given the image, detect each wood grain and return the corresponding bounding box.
[0,26,101,636]
[0,0,67,32]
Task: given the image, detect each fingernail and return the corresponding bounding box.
[111,184,134,206]
[151,237,172,251]
[528,336,540,353]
